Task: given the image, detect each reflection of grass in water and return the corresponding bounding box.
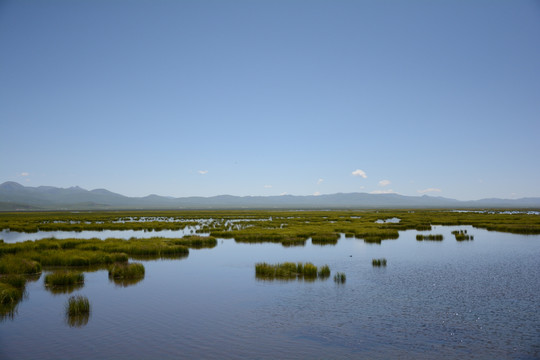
[65,295,90,327]
[66,313,89,328]
[255,262,330,281]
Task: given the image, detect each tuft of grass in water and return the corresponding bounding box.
[372,258,387,267]
[416,234,444,241]
[318,265,331,278]
[66,295,90,315]
[333,272,346,283]
[452,230,474,241]
[45,270,84,288]
[255,262,330,280]
[0,282,23,305]
[108,262,145,280]
[311,232,340,246]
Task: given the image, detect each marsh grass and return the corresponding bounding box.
[44,271,84,294]
[372,258,387,267]
[0,255,42,275]
[65,295,90,327]
[255,262,330,281]
[452,230,474,241]
[416,234,444,241]
[108,262,145,287]
[311,232,340,245]
[333,272,346,283]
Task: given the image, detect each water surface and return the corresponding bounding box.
[1,226,538,359]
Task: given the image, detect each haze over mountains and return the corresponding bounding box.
[0,181,539,211]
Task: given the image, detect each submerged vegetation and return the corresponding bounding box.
[255,262,330,280]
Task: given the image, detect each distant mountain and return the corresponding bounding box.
[0,181,539,210]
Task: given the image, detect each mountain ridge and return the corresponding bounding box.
[0,181,539,210]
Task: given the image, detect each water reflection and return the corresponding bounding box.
[66,313,90,328]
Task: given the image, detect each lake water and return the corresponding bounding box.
[1,226,539,359]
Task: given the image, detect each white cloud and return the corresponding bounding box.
[198,170,208,175]
[370,189,396,194]
[20,172,29,177]
[352,169,367,178]
[417,188,441,194]
[264,185,272,188]
[317,178,324,185]
[378,179,391,187]
[313,191,321,196]
[280,192,288,196]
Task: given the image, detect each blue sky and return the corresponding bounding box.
[1,0,539,200]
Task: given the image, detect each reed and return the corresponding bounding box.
[0,283,23,305]
[333,272,346,283]
[372,258,387,267]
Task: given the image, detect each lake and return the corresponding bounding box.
[1,225,539,359]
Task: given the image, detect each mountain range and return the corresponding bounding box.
[0,181,539,210]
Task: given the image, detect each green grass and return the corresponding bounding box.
[416,234,444,241]
[66,295,90,316]
[318,265,331,278]
[452,230,474,241]
[108,262,145,280]
[255,262,330,280]
[333,272,346,283]
[0,255,42,275]
[45,271,84,287]
[372,258,387,267]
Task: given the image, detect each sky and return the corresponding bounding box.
[1,0,539,200]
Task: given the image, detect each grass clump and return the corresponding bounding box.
[45,270,84,287]
[372,258,387,267]
[255,262,330,280]
[108,262,145,280]
[311,232,340,245]
[452,230,474,241]
[416,234,444,241]
[318,265,331,278]
[66,295,90,316]
[333,272,346,283]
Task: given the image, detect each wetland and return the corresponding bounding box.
[0,209,539,359]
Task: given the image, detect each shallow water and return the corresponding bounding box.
[1,226,539,359]
[0,227,200,243]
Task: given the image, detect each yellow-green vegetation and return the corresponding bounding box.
[416,234,444,241]
[255,262,330,280]
[372,258,387,267]
[45,270,84,287]
[333,272,346,283]
[66,295,90,315]
[452,230,474,241]
[0,255,42,275]
[109,262,145,279]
